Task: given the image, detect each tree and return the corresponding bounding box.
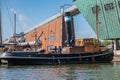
[102,40,111,46]
[93,38,97,44]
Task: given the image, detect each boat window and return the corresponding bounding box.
[118,1,120,8]
[92,5,100,14]
[104,3,114,11]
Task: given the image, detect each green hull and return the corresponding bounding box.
[74,0,120,39]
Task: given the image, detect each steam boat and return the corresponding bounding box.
[0,5,114,65]
[1,48,113,65]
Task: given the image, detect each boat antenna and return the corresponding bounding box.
[96,0,100,51]
[0,0,3,46]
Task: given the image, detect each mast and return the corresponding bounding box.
[14,13,16,36]
[96,0,100,51]
[0,0,3,45]
[13,13,16,43]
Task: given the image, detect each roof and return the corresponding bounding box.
[25,5,80,34]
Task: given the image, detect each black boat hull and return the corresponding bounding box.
[0,49,114,65]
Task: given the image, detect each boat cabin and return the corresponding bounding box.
[76,38,99,52]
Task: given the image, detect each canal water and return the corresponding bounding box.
[0,62,120,80]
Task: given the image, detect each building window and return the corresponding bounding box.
[73,0,76,2]
[104,3,114,11]
[48,35,56,42]
[118,1,120,8]
[92,5,100,14]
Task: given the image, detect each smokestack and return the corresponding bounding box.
[64,12,75,47]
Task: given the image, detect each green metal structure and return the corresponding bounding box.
[73,0,120,40]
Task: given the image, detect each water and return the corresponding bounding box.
[0,62,120,80]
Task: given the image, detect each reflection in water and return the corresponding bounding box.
[0,63,120,80]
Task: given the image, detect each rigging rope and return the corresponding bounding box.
[4,0,14,31]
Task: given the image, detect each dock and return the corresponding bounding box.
[112,56,120,62]
[112,50,120,62]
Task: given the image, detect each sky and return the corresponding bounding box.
[1,0,96,40]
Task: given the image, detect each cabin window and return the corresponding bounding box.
[118,1,120,8]
[92,5,100,14]
[104,3,114,11]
